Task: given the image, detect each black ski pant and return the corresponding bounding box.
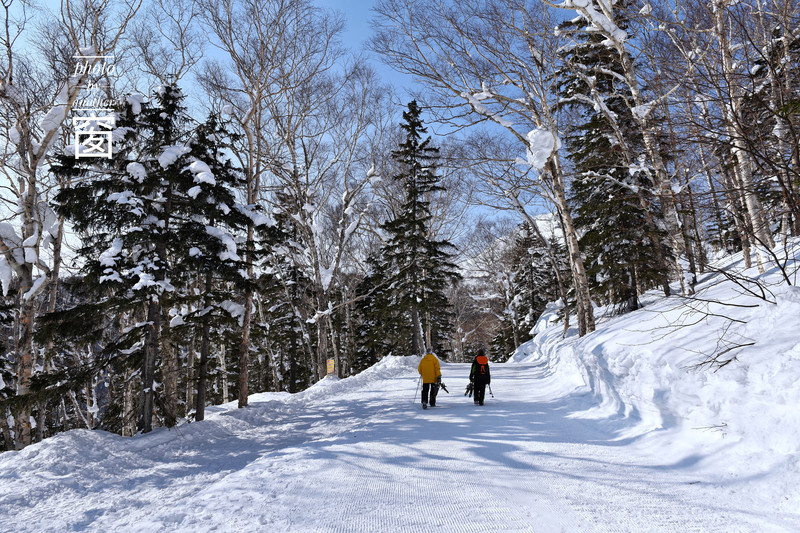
[422,383,440,406]
[474,382,487,405]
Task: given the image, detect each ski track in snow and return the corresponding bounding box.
[1,359,797,532]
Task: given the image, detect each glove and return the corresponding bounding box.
[436,376,442,384]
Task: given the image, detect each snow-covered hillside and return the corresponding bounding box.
[0,243,798,532]
[511,239,800,516]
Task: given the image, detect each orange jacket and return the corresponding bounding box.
[417,353,441,384]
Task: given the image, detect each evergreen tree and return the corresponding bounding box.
[160,112,252,422]
[257,192,316,393]
[742,25,800,233]
[556,5,672,312]
[489,223,567,361]
[358,101,461,358]
[353,256,410,370]
[48,86,250,432]
[511,225,567,339]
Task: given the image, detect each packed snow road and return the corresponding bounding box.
[0,356,795,532]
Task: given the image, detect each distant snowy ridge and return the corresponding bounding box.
[459,212,561,279]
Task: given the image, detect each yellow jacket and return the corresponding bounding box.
[418,353,441,384]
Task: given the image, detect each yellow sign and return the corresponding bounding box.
[327,358,335,375]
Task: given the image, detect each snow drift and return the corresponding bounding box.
[511,239,800,512]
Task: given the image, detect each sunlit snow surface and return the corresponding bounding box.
[1,242,799,532]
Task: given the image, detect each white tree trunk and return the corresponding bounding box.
[712,0,774,271]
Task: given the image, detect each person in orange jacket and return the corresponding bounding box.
[417,352,442,409]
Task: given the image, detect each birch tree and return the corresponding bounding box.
[200,0,393,382]
[656,0,794,267]
[708,0,776,267]
[0,0,140,449]
[541,0,696,294]
[198,0,300,402]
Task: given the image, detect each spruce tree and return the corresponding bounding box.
[257,190,315,393]
[360,101,461,358]
[511,225,567,337]
[161,112,252,421]
[353,255,410,369]
[49,86,250,431]
[489,223,567,361]
[555,5,672,312]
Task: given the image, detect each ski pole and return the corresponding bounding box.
[488,384,494,398]
[413,376,421,403]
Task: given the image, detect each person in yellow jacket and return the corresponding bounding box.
[417,352,442,409]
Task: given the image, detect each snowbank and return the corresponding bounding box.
[510,239,800,508]
[299,355,419,402]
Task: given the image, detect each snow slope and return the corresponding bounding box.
[1,244,799,532]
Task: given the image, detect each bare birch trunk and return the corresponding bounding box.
[327,315,341,378]
[14,283,35,449]
[712,0,774,270]
[220,345,228,403]
[195,318,210,422]
[238,191,255,408]
[317,307,332,381]
[425,311,433,354]
[85,377,95,430]
[411,308,424,355]
[344,288,355,375]
[549,158,595,335]
[195,272,213,421]
[685,184,708,273]
[722,163,753,268]
[238,288,252,408]
[124,368,135,437]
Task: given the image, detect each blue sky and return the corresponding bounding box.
[33,0,414,96]
[328,0,374,49]
[327,0,416,96]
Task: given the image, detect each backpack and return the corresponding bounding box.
[475,355,489,379]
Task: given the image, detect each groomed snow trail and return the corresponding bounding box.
[0,357,795,532]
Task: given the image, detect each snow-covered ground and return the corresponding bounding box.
[1,243,799,532]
